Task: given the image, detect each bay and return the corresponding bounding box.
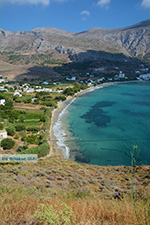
[61,82,150,166]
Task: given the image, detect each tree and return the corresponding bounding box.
[15,124,26,131]
[5,99,14,108]
[6,125,16,136]
[0,123,4,130]
[1,138,15,150]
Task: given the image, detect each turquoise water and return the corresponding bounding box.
[61,82,150,166]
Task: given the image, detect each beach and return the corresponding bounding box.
[49,80,142,158]
[49,83,116,157]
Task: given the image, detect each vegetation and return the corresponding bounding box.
[0,156,149,224]
[0,123,4,130]
[6,124,16,136]
[63,83,88,96]
[21,142,50,157]
[1,138,15,149]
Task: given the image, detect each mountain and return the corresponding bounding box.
[0,19,150,69]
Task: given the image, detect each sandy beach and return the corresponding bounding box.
[49,80,141,157]
[49,83,116,157]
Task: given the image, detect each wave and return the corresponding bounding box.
[53,98,76,159]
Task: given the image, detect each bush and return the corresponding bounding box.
[32,202,76,225]
[42,100,57,108]
[16,145,28,152]
[39,115,45,122]
[1,138,15,150]
[22,134,39,144]
[15,124,26,131]
[26,126,40,132]
[42,109,52,131]
[6,125,16,136]
[63,88,75,96]
[19,130,26,137]
[0,123,4,130]
[21,142,50,157]
[55,96,66,101]
[14,134,19,139]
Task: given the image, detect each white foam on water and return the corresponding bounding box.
[53,98,76,159]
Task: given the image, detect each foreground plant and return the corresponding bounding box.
[32,202,76,225]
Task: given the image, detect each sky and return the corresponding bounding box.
[0,0,150,32]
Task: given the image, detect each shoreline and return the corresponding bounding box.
[49,82,116,157]
[49,80,142,158]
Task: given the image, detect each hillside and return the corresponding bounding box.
[0,156,150,224]
[0,19,150,67]
[0,20,149,81]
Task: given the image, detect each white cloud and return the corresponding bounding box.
[0,0,50,5]
[141,0,150,8]
[97,0,111,8]
[0,0,69,6]
[80,10,90,16]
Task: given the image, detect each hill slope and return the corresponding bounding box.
[0,156,150,224]
[0,19,150,62]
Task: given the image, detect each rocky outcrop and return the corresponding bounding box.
[0,19,150,62]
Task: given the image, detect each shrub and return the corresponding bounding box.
[14,134,19,139]
[1,138,15,150]
[19,130,26,137]
[26,126,40,132]
[39,115,45,122]
[0,123,4,130]
[63,88,75,96]
[15,124,26,131]
[42,100,57,108]
[16,145,28,152]
[21,142,50,158]
[22,135,39,144]
[32,202,76,225]
[42,109,52,131]
[55,96,66,101]
[6,125,16,136]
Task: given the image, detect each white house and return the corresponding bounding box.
[0,99,5,105]
[119,71,125,79]
[43,81,49,85]
[13,92,22,97]
[139,74,150,81]
[0,129,7,141]
[0,79,5,83]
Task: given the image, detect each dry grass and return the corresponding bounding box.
[0,194,149,225]
[0,157,149,224]
[0,197,38,225]
[69,198,150,225]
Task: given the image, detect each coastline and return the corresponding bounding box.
[49,80,142,158]
[49,82,116,157]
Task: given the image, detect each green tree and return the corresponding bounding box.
[6,125,16,136]
[15,124,26,131]
[0,123,4,130]
[1,138,15,150]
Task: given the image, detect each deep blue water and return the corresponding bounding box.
[61,82,150,166]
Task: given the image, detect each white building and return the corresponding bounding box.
[0,79,5,83]
[36,88,52,93]
[0,129,7,141]
[23,88,35,93]
[139,74,150,81]
[0,99,5,105]
[43,81,49,85]
[119,71,125,78]
[66,77,76,81]
[13,92,22,97]
[94,67,105,72]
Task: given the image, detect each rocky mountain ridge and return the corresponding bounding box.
[0,19,150,63]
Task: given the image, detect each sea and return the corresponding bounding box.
[53,82,150,166]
